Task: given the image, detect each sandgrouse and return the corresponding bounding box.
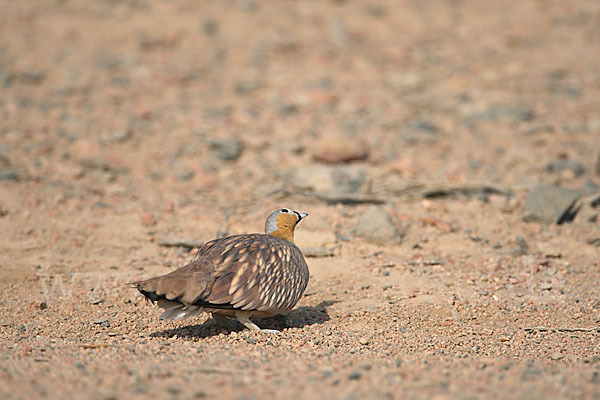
[131,208,309,331]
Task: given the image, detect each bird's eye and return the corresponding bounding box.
[281,208,289,213]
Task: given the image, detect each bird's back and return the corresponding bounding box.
[134,233,309,314]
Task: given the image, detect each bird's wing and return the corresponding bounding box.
[131,235,242,307]
[205,235,310,312]
[188,236,221,263]
[132,261,216,306]
[133,234,309,312]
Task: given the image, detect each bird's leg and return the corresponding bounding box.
[235,312,261,330]
[235,312,280,334]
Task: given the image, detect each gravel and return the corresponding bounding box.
[1,1,599,399]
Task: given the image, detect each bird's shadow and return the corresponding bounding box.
[149,300,338,339]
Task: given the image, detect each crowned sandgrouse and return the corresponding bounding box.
[131,208,309,331]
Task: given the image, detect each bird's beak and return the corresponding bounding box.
[298,212,308,220]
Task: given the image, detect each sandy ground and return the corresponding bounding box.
[1,1,600,399]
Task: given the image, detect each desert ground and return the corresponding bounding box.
[1,1,600,399]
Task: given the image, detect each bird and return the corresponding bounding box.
[131,208,309,332]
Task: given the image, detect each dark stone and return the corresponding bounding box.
[348,371,362,380]
[466,104,536,125]
[582,179,600,196]
[355,206,402,245]
[515,236,529,254]
[401,117,439,144]
[201,19,218,36]
[365,5,387,17]
[546,160,585,176]
[523,185,580,224]
[176,170,195,181]
[0,170,19,181]
[209,139,244,161]
[331,166,366,194]
[235,80,265,95]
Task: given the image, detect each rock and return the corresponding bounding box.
[515,236,529,255]
[335,232,353,242]
[111,130,131,142]
[166,386,181,395]
[385,71,424,93]
[365,4,387,17]
[158,236,204,249]
[15,69,46,85]
[302,247,335,257]
[573,192,600,223]
[273,99,299,116]
[466,103,535,125]
[330,166,367,193]
[401,117,440,144]
[573,201,598,224]
[355,206,402,245]
[550,352,564,361]
[311,136,368,164]
[0,153,12,168]
[583,356,600,364]
[34,301,47,310]
[176,170,195,182]
[591,193,600,208]
[201,19,218,36]
[536,242,562,258]
[209,139,244,161]
[140,212,157,227]
[296,230,337,257]
[234,80,264,95]
[586,237,600,247]
[348,370,362,380]
[203,106,233,119]
[0,170,19,181]
[582,179,600,196]
[546,160,585,177]
[290,164,367,195]
[290,165,333,193]
[522,185,580,224]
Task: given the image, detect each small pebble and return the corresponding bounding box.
[348,371,362,380]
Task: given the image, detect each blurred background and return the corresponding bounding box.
[2,0,599,217]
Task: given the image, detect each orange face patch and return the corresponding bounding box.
[269,213,299,242]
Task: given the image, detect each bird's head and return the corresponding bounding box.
[265,208,308,243]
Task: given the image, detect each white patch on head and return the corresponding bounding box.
[265,210,281,234]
